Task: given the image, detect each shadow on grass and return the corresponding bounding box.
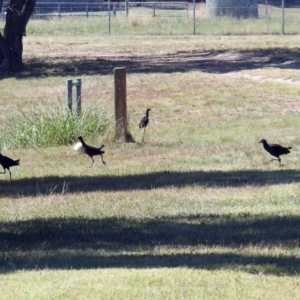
[0,214,299,275]
[1,48,300,78]
[1,169,300,197]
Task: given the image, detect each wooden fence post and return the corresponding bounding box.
[66,79,73,112]
[75,78,82,117]
[66,78,82,117]
[114,67,127,141]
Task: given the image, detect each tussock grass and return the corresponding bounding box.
[0,102,111,150]
[128,12,153,27]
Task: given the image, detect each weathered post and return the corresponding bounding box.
[193,0,195,34]
[66,78,82,117]
[58,3,61,19]
[114,67,127,141]
[108,0,111,34]
[75,78,82,117]
[281,0,285,35]
[66,79,73,112]
[125,0,129,16]
[153,1,156,16]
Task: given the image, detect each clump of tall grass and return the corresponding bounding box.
[0,102,112,150]
[128,12,152,27]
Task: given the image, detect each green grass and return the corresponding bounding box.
[25,4,300,36]
[0,102,111,149]
[1,21,300,299]
[1,268,299,300]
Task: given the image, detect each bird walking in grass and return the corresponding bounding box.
[0,152,20,180]
[259,139,292,166]
[77,136,106,167]
[139,108,151,144]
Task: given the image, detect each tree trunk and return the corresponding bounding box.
[0,0,35,71]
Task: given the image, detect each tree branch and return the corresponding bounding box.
[20,0,36,36]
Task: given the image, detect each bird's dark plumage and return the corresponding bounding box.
[139,108,151,144]
[0,152,20,180]
[77,136,106,167]
[139,108,151,129]
[259,139,292,166]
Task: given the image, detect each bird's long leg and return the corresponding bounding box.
[100,155,106,165]
[89,157,94,168]
[264,159,275,164]
[141,127,146,144]
[267,158,281,166]
[8,169,11,180]
[0,169,6,175]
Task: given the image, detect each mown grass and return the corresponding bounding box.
[1,268,299,300]
[1,21,300,299]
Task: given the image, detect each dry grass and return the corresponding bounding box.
[128,12,153,27]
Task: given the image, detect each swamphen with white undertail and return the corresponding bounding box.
[77,136,106,167]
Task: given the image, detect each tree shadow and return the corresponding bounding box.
[1,169,300,198]
[0,214,299,275]
[1,47,300,79]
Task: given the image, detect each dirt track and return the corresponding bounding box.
[23,47,300,83]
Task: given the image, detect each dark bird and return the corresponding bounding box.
[259,139,292,166]
[0,152,20,180]
[77,136,106,167]
[139,108,151,144]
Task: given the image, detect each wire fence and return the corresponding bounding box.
[2,0,300,35]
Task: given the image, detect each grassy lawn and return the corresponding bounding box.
[26,4,300,35]
[0,18,300,299]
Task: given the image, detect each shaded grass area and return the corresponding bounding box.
[1,169,300,197]
[2,47,300,79]
[0,214,299,274]
[1,214,299,249]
